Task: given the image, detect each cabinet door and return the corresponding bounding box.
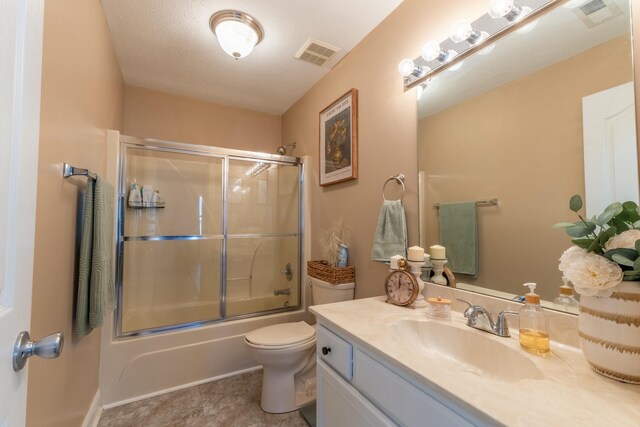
[354,350,476,427]
[317,360,396,427]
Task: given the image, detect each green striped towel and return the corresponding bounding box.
[75,176,116,337]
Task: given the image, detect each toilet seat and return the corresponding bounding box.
[245,321,316,350]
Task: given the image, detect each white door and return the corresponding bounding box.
[0,0,44,425]
[582,82,639,218]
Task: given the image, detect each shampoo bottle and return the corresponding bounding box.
[519,283,550,355]
[553,277,579,311]
[128,180,142,207]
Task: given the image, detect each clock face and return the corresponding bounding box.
[384,270,418,306]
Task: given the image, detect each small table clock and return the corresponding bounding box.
[384,259,419,308]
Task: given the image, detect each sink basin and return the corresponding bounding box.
[389,318,544,383]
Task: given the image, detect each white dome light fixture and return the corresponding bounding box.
[210,10,264,60]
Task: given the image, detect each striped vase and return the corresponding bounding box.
[578,281,640,384]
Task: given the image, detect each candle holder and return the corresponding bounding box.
[430,258,448,286]
[407,260,427,307]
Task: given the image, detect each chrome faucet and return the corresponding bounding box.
[456,299,519,337]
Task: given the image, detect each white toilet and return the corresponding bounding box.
[244,277,355,413]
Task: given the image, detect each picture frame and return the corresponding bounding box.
[319,88,358,186]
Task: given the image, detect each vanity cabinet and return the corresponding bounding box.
[316,324,489,427]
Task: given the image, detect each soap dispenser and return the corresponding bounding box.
[553,277,579,311]
[519,283,550,355]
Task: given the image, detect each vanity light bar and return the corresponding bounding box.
[401,0,562,90]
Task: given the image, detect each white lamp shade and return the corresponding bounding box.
[397,58,416,77]
[488,0,515,18]
[421,41,442,62]
[450,20,473,43]
[215,20,259,59]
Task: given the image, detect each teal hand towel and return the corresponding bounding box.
[75,176,116,337]
[371,200,407,261]
[438,201,478,277]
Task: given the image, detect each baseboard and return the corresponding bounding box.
[82,390,103,427]
[102,365,262,410]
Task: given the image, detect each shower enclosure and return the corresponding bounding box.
[115,136,302,338]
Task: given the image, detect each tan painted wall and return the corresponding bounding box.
[124,85,282,152]
[419,36,632,301]
[27,0,124,425]
[281,0,487,298]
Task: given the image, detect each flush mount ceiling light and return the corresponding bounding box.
[210,10,264,60]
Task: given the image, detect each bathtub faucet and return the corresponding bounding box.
[274,288,291,296]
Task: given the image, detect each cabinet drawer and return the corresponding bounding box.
[317,325,352,380]
[354,349,475,427]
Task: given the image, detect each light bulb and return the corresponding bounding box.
[215,20,259,59]
[477,31,495,55]
[450,20,478,44]
[488,0,515,18]
[515,6,532,23]
[397,58,416,77]
[516,8,537,33]
[447,50,463,71]
[422,40,445,62]
[416,83,427,101]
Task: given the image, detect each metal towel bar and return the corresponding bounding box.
[433,198,498,209]
[63,163,96,180]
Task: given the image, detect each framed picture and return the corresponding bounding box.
[319,89,358,186]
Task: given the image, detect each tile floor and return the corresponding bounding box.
[98,369,310,427]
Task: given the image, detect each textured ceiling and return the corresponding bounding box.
[101,0,404,115]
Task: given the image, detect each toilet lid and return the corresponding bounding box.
[245,321,315,346]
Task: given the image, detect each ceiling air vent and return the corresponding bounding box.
[295,38,340,66]
[574,0,623,28]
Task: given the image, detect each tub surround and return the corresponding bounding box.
[310,283,640,426]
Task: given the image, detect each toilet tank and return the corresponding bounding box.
[310,277,355,305]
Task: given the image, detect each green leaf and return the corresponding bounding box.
[623,201,638,211]
[553,222,575,229]
[636,239,640,253]
[604,248,639,262]
[634,220,640,229]
[587,237,602,253]
[624,270,640,276]
[572,239,595,249]
[565,221,596,238]
[596,202,623,226]
[593,226,617,254]
[570,195,583,212]
[634,256,640,271]
[612,254,635,267]
[611,218,630,232]
[615,208,640,223]
[623,275,640,281]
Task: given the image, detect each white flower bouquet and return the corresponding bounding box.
[556,195,640,297]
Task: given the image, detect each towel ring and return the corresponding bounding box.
[382,174,405,202]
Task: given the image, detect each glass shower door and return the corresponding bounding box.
[120,147,224,333]
[226,159,301,317]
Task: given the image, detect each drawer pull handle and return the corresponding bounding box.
[321,346,331,356]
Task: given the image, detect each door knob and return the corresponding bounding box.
[13,331,64,371]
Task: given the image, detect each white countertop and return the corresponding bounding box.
[311,296,640,427]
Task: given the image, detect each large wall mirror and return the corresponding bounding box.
[417,0,637,308]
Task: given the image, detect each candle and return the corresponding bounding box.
[430,245,446,259]
[407,246,425,262]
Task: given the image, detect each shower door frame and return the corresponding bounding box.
[114,135,303,339]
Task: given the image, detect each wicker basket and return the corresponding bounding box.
[307,260,355,285]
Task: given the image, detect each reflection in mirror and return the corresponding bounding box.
[417,0,637,308]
